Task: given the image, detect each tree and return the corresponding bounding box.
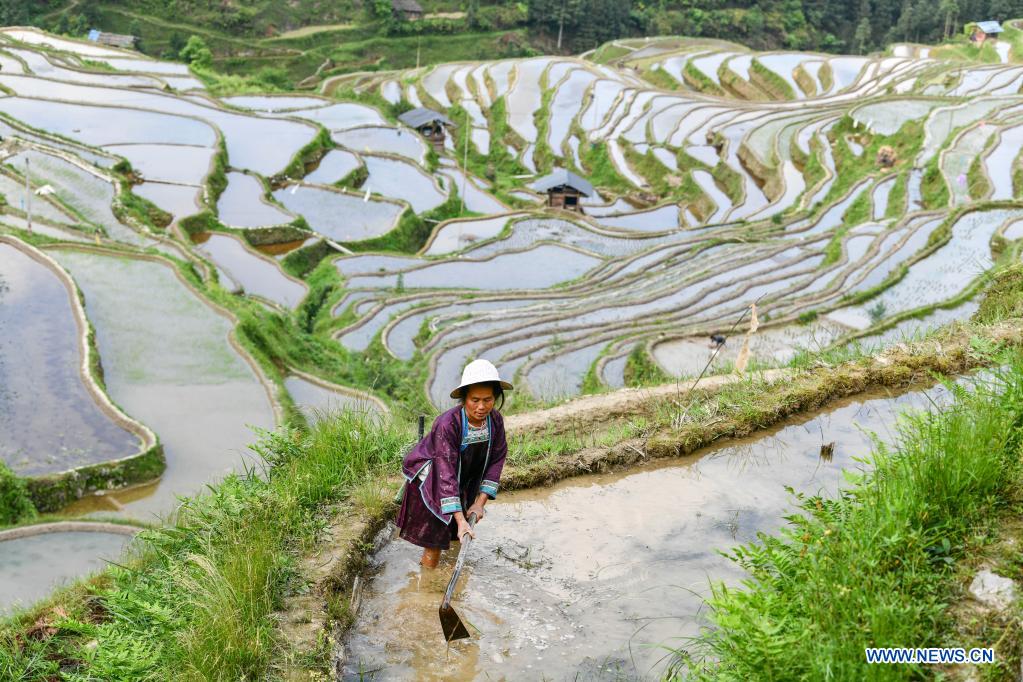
[467,0,480,29]
[169,32,186,55]
[854,17,871,53]
[129,19,144,52]
[0,0,28,26]
[54,13,71,36]
[179,35,213,70]
[69,13,89,36]
[939,0,959,39]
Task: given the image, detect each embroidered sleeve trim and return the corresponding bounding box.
[480,480,499,498]
[440,496,462,514]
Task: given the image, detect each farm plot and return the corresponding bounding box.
[1,26,1022,495]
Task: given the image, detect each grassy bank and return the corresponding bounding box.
[679,355,1023,679]
[0,412,413,679]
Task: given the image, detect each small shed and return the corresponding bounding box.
[392,0,424,21]
[87,29,138,50]
[532,169,594,213]
[398,107,453,153]
[971,21,1004,42]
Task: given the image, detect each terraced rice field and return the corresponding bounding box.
[1,25,1022,603]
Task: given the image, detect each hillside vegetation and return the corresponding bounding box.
[10,0,1023,87]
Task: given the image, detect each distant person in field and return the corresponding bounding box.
[396,359,511,568]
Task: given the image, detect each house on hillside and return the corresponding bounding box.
[87,29,138,50]
[392,0,424,21]
[969,21,1003,43]
[532,169,594,213]
[398,107,453,153]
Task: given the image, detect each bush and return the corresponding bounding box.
[179,35,213,69]
[254,66,290,90]
[475,5,528,31]
[0,461,38,526]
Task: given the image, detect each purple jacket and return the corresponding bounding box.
[401,406,508,524]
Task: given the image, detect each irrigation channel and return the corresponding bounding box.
[0,23,1022,619]
[343,381,958,679]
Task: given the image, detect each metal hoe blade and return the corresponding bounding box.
[439,512,477,642]
[439,603,471,642]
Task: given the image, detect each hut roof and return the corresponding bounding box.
[531,169,595,197]
[87,30,137,49]
[976,21,1004,33]
[392,0,424,13]
[398,107,453,129]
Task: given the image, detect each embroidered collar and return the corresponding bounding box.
[460,408,491,452]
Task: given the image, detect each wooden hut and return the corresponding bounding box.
[398,107,453,153]
[532,169,595,213]
[392,0,424,21]
[970,21,1003,43]
[87,29,138,50]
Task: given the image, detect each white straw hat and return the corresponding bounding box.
[449,359,514,399]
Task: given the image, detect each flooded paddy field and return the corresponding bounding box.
[192,232,309,308]
[0,528,136,616]
[0,241,140,476]
[345,383,952,679]
[45,249,276,517]
[1,21,1022,625]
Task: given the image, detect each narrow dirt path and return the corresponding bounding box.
[504,369,787,436]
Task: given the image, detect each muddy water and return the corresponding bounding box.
[0,243,139,475]
[345,385,951,680]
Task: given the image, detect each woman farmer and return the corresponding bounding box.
[397,359,511,568]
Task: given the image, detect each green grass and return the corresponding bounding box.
[643,66,684,91]
[818,60,834,91]
[344,193,468,254]
[449,98,529,201]
[885,171,908,219]
[623,344,672,387]
[578,140,633,196]
[967,150,993,201]
[624,146,704,203]
[921,154,951,209]
[0,411,413,680]
[931,37,1003,64]
[750,58,796,100]
[117,187,173,232]
[0,461,38,526]
[800,138,827,200]
[823,117,925,208]
[822,186,871,265]
[712,161,745,205]
[683,61,725,96]
[280,127,334,181]
[974,263,1023,324]
[680,352,1023,680]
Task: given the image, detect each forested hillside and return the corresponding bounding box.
[6,0,1023,79]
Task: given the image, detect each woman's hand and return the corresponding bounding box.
[466,501,486,524]
[455,513,475,541]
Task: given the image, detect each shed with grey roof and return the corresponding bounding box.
[398,107,453,152]
[392,0,424,21]
[532,169,594,213]
[970,21,1004,42]
[87,29,138,50]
